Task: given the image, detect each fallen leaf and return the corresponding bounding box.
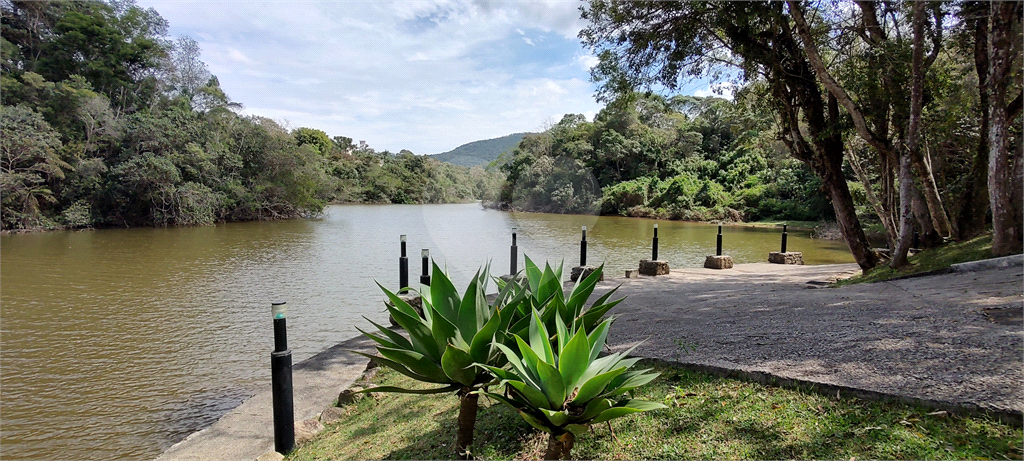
[926,410,948,418]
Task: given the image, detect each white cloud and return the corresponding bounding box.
[137,0,608,153]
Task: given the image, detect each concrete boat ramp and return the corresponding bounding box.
[156,259,1023,460]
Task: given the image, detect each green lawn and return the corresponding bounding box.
[837,233,999,286]
[288,362,1021,460]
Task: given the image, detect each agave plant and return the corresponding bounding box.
[480,310,666,460]
[499,256,623,341]
[357,262,528,459]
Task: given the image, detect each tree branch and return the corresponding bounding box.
[787,0,894,157]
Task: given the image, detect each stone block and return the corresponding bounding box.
[704,255,733,269]
[624,269,640,278]
[570,265,603,282]
[337,386,364,406]
[768,251,804,265]
[294,418,325,443]
[638,260,670,276]
[319,406,347,425]
[388,293,423,326]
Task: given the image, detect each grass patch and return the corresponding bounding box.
[836,233,997,286]
[288,362,1021,460]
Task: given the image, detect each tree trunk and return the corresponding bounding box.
[891,151,916,268]
[956,2,992,239]
[850,144,898,246]
[988,1,1024,256]
[456,389,479,460]
[543,432,575,460]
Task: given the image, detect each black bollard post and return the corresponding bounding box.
[420,249,431,286]
[510,228,518,275]
[580,226,588,266]
[912,231,919,250]
[781,224,788,253]
[652,223,659,261]
[716,225,723,256]
[399,235,408,293]
[270,302,294,455]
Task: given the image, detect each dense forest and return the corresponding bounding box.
[498,93,833,223]
[543,0,1019,268]
[0,0,501,231]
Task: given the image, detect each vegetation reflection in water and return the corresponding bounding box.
[0,203,852,461]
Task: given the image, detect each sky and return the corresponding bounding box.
[137,0,719,155]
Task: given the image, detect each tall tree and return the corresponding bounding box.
[582,1,879,270]
[986,1,1024,256]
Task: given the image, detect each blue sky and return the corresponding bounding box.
[137,0,720,155]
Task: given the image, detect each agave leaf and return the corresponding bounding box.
[586,319,612,363]
[535,262,561,311]
[518,409,553,434]
[524,255,542,294]
[469,306,504,363]
[558,327,591,392]
[429,307,458,358]
[554,314,569,354]
[440,344,477,387]
[480,390,523,409]
[356,326,404,351]
[506,380,550,410]
[589,399,668,424]
[581,298,623,332]
[532,354,566,409]
[377,346,449,383]
[352,351,435,384]
[494,341,541,390]
[528,309,554,365]
[429,261,461,327]
[564,424,589,435]
[359,384,461,395]
[605,369,661,396]
[572,367,626,404]
[477,363,518,383]
[377,282,421,319]
[387,303,442,363]
[540,408,570,427]
[457,270,487,344]
[565,265,602,318]
[512,335,543,384]
[362,318,413,350]
[576,397,613,421]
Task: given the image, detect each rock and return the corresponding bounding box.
[256,451,285,461]
[624,269,640,278]
[319,406,347,425]
[570,265,603,282]
[768,251,804,265]
[704,255,734,269]
[638,260,669,276]
[337,386,365,406]
[294,418,324,443]
[388,293,423,326]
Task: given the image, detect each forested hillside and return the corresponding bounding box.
[1,0,500,231]
[497,94,832,223]
[430,132,530,167]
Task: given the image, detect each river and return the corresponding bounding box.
[0,203,854,460]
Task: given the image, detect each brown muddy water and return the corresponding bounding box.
[0,203,853,460]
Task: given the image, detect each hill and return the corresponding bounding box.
[429,133,531,167]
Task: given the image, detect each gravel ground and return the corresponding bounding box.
[598,262,1023,422]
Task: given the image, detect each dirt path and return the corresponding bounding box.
[599,262,1023,421]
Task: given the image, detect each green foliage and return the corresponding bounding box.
[359,263,529,392]
[498,94,830,222]
[480,311,666,437]
[0,1,499,230]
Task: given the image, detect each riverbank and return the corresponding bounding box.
[155,260,1022,460]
